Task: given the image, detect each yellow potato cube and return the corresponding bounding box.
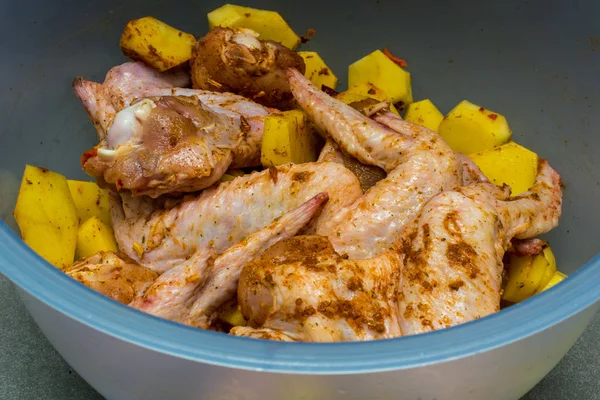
[75,217,118,260]
[208,4,300,49]
[404,99,444,132]
[336,83,400,116]
[120,16,196,72]
[14,165,79,269]
[218,303,246,327]
[298,52,338,91]
[68,180,111,227]
[348,50,413,105]
[502,244,557,303]
[261,110,318,167]
[220,174,237,182]
[541,271,567,291]
[469,142,538,195]
[438,100,512,154]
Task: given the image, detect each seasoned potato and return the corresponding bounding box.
[438,100,512,154]
[404,99,444,132]
[469,142,538,195]
[207,4,300,49]
[120,16,196,72]
[75,216,118,260]
[541,271,567,291]
[336,83,400,116]
[348,50,413,105]
[298,51,338,90]
[503,244,557,303]
[218,302,246,327]
[68,180,111,227]
[14,165,79,269]
[261,110,318,167]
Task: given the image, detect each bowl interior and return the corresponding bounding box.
[0,0,599,367]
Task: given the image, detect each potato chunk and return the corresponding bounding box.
[75,217,118,260]
[120,16,196,72]
[261,110,318,167]
[348,50,413,105]
[208,4,300,49]
[438,100,512,154]
[336,83,400,116]
[404,99,444,132]
[68,180,111,227]
[502,244,557,303]
[469,142,538,195]
[541,271,567,291]
[14,165,79,269]
[298,52,338,91]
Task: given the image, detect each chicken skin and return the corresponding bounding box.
[111,161,362,274]
[64,251,158,304]
[287,69,464,259]
[130,193,328,327]
[191,27,305,110]
[235,161,561,341]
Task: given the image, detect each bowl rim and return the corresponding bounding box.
[1,219,599,374]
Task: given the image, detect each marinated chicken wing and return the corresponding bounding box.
[74,62,273,170]
[397,160,562,335]
[191,27,305,110]
[236,160,561,341]
[318,139,386,192]
[230,326,296,341]
[64,251,158,304]
[129,193,328,326]
[82,96,244,197]
[288,69,463,259]
[237,235,402,342]
[111,162,362,273]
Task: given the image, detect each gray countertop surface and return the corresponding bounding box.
[0,273,598,400]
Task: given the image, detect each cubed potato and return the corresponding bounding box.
[541,271,567,291]
[261,110,318,167]
[348,50,413,105]
[468,142,538,196]
[120,16,196,72]
[75,217,118,260]
[438,100,512,154]
[336,83,400,116]
[14,165,79,269]
[68,180,111,227]
[404,99,444,132]
[208,4,300,49]
[298,51,338,90]
[218,302,246,327]
[502,244,557,303]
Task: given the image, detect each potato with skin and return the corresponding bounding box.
[120,17,196,72]
[404,99,444,132]
[75,216,118,260]
[14,165,79,269]
[207,4,300,50]
[191,27,305,110]
[469,141,538,196]
[438,100,512,154]
[68,180,111,227]
[298,52,338,91]
[261,110,318,167]
[348,50,413,105]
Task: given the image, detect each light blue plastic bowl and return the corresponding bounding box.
[1,0,599,399]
